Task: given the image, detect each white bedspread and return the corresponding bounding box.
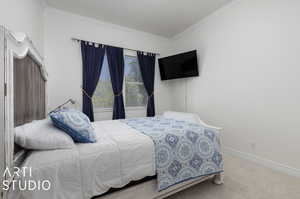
[10,120,155,199]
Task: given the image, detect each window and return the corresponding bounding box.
[93,55,114,109]
[124,55,147,107]
[93,53,147,111]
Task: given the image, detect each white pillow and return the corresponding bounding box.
[15,118,75,150]
[163,111,203,124]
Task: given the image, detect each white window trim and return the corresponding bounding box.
[94,106,146,113]
[126,81,144,85]
[94,52,147,113]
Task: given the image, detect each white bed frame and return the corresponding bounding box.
[0,26,47,199]
[98,174,223,199]
[0,26,223,199]
[0,26,6,199]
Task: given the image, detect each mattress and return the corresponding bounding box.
[9,120,155,199]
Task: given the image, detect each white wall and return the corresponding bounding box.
[0,0,46,54]
[170,0,300,170]
[3,0,299,174]
[44,8,173,120]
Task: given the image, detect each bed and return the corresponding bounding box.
[2,27,224,199]
[10,118,223,199]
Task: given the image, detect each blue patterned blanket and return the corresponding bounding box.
[122,117,223,191]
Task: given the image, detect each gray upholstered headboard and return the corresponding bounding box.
[13,55,47,155]
[14,56,46,127]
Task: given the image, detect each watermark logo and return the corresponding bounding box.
[2,167,51,191]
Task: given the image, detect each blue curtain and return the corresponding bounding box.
[137,52,156,117]
[106,46,125,119]
[81,41,105,121]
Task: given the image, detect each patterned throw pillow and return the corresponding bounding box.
[50,108,97,143]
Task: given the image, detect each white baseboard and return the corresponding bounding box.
[223,146,300,178]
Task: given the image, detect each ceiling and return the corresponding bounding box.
[46,0,232,38]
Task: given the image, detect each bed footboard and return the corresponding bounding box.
[97,173,222,199]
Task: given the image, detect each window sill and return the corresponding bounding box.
[94,106,146,113]
[126,106,146,111]
[94,108,113,113]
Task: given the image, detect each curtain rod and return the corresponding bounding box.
[71,37,160,56]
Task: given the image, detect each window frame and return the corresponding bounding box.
[94,50,147,113]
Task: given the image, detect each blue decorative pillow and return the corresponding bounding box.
[50,108,97,143]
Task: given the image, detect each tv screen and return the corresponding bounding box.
[158,50,199,80]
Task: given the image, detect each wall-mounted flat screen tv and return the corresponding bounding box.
[158,50,199,80]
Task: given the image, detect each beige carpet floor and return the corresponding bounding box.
[167,154,300,199]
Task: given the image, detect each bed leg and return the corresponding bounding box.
[213,173,224,185]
